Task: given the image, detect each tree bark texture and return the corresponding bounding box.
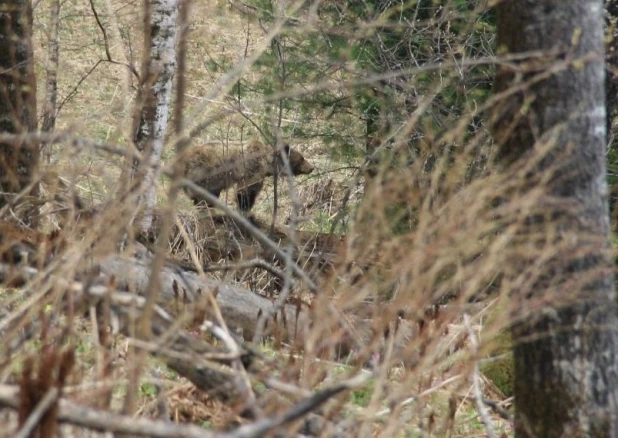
[493,1,618,437]
[41,0,60,136]
[132,0,178,231]
[0,0,38,216]
[606,0,618,140]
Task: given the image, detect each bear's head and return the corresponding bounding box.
[280,144,314,175]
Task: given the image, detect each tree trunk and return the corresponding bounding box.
[41,0,61,163]
[131,0,178,232]
[0,0,39,222]
[605,1,618,220]
[492,1,618,436]
[607,1,618,134]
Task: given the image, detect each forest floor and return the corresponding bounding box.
[0,0,519,436]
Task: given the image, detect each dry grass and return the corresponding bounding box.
[5,0,611,436]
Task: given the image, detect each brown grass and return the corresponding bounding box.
[7,0,610,436]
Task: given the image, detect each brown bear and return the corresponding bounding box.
[183,140,314,212]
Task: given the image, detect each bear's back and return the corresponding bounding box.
[184,141,275,191]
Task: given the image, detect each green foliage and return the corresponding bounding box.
[75,343,88,354]
[385,202,416,235]
[253,381,267,394]
[201,420,214,429]
[230,0,498,234]
[481,354,514,397]
[139,382,158,399]
[204,59,218,73]
[230,0,363,148]
[306,209,349,234]
[312,210,334,233]
[351,385,373,407]
[326,141,361,162]
[480,330,515,397]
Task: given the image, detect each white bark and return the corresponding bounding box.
[136,0,178,231]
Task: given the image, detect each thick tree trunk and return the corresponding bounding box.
[607,2,618,133]
[132,0,178,232]
[605,1,618,219]
[0,0,38,221]
[492,1,618,436]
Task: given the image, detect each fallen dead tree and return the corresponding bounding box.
[100,251,421,362]
[0,262,255,398]
[0,384,211,438]
[0,260,371,437]
[100,252,310,343]
[0,219,488,437]
[0,216,418,366]
[0,371,367,437]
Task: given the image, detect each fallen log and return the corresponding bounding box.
[100,251,421,369]
[100,253,310,344]
[0,261,362,437]
[0,384,212,438]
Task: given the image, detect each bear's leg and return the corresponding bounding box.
[237,181,263,212]
[191,187,221,207]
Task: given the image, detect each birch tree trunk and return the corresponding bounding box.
[0,0,39,223]
[132,0,178,232]
[492,1,618,436]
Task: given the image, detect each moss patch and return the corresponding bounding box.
[480,330,514,397]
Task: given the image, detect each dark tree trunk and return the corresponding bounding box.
[41,0,61,163]
[492,1,618,436]
[0,0,38,222]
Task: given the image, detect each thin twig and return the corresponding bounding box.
[88,0,140,78]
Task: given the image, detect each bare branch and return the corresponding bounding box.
[0,384,211,438]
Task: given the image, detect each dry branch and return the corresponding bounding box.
[0,384,211,438]
[0,255,372,436]
[0,261,254,399]
[100,250,421,366]
[0,369,365,437]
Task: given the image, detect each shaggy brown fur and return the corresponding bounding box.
[183,140,314,212]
